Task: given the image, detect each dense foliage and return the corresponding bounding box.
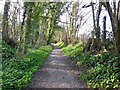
[58,42,120,88]
[2,41,53,89]
[2,40,15,60]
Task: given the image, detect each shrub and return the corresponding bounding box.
[58,42,120,88]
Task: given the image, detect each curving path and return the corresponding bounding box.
[27,45,88,88]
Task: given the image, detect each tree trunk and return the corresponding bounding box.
[96,3,101,43]
[101,1,120,54]
[2,2,10,42]
[2,2,17,47]
[20,2,27,42]
[90,2,102,51]
[102,16,107,49]
[23,3,33,53]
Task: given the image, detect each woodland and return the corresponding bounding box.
[0,0,120,89]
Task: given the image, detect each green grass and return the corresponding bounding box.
[2,42,53,89]
[58,42,120,88]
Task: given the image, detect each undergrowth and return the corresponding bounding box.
[2,41,53,89]
[58,42,120,88]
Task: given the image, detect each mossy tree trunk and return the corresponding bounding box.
[2,2,17,47]
[23,3,34,54]
[2,2,10,42]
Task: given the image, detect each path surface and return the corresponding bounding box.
[27,45,88,88]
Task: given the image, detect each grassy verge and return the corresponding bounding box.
[58,42,120,88]
[2,41,53,89]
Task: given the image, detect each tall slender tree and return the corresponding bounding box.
[2,2,10,43]
[100,0,120,54]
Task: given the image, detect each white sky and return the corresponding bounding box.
[61,0,112,34]
[59,0,112,35]
[0,1,5,13]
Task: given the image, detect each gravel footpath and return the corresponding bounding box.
[26,45,88,88]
